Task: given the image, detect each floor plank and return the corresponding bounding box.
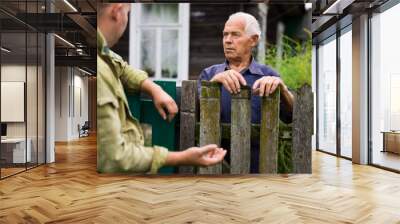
[0,134,399,223]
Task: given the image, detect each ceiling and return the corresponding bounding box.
[311,0,390,40]
[0,0,96,74]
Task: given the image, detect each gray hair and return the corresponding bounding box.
[228,12,261,38]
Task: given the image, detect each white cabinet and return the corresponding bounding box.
[1,138,32,163]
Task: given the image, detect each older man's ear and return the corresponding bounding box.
[250,35,259,47]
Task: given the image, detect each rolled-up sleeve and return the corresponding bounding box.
[119,63,148,94]
[108,49,148,94]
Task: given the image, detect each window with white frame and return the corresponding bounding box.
[129,3,190,85]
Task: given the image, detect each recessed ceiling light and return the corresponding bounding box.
[322,0,354,15]
[63,0,78,12]
[54,34,75,48]
[78,67,92,76]
[1,47,11,53]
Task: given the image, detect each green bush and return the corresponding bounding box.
[265,30,312,90]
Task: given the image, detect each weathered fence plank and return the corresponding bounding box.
[180,80,197,113]
[178,81,314,175]
[292,85,313,173]
[195,123,260,142]
[230,86,251,174]
[179,80,197,174]
[198,81,222,174]
[259,89,280,174]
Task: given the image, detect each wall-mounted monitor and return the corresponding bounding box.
[1,82,25,122]
[1,123,7,137]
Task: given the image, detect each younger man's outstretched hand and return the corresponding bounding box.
[165,144,227,167]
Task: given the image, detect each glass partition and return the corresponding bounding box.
[371,3,400,171]
[339,27,352,158]
[1,30,28,178]
[0,0,46,179]
[317,35,337,155]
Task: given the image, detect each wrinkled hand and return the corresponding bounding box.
[153,88,178,122]
[211,69,247,94]
[252,76,287,96]
[184,144,226,167]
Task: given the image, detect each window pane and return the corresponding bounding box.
[141,4,179,24]
[161,30,178,78]
[390,75,400,127]
[340,29,352,158]
[140,29,156,77]
[318,37,337,154]
[371,3,400,171]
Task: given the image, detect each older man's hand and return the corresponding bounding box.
[252,76,288,96]
[210,69,247,94]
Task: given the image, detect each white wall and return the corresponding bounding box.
[54,67,89,141]
[55,66,69,141]
[1,65,31,138]
[1,65,26,141]
[71,72,89,138]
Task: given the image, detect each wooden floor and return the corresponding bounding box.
[1,167,26,178]
[373,150,400,171]
[1,135,400,223]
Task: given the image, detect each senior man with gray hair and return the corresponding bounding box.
[198,12,294,173]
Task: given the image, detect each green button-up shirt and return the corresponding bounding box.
[97,30,168,174]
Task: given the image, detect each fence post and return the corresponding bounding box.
[230,86,251,174]
[259,89,280,173]
[292,84,313,173]
[179,80,198,174]
[198,81,221,174]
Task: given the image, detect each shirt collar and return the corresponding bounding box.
[97,29,109,56]
[222,57,264,76]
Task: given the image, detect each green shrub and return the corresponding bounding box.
[265,30,312,90]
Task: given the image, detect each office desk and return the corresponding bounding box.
[1,138,31,164]
[382,131,400,154]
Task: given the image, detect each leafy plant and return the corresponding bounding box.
[265,29,312,90]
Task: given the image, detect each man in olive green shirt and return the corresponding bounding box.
[97,3,226,174]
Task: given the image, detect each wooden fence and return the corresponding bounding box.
[179,80,313,174]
